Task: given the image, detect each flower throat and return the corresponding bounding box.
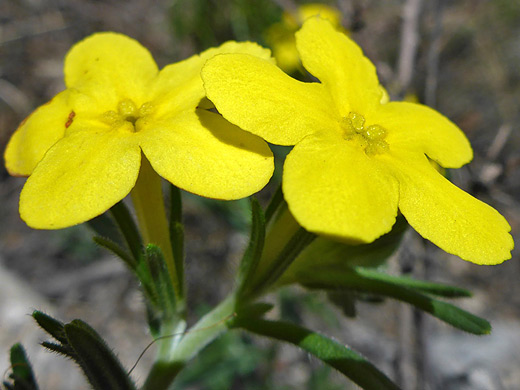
[101,99,155,132]
[341,112,389,156]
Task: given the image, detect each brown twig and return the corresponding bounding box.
[424,0,445,107]
[397,0,424,97]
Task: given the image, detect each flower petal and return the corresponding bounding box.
[138,109,273,200]
[64,33,158,107]
[202,53,337,145]
[20,129,141,229]
[374,101,473,168]
[150,41,273,118]
[387,151,513,264]
[283,131,399,243]
[4,89,96,176]
[295,17,383,116]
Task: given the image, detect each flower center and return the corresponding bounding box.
[101,99,154,132]
[341,112,389,156]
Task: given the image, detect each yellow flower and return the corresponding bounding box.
[201,17,513,265]
[265,3,343,73]
[5,33,274,229]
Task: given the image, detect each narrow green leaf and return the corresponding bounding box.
[236,198,266,298]
[354,268,472,298]
[110,201,143,263]
[264,184,284,225]
[134,259,159,307]
[32,311,67,344]
[145,244,177,320]
[169,184,182,227]
[234,318,400,390]
[6,343,39,390]
[301,269,490,334]
[87,213,124,247]
[235,302,273,319]
[169,185,185,299]
[40,341,73,357]
[93,236,136,269]
[64,320,137,390]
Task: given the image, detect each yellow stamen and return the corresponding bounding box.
[101,100,154,132]
[341,112,390,156]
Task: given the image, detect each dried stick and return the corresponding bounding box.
[425,0,445,107]
[397,0,424,96]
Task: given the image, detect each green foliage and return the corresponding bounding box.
[109,201,144,264]
[2,344,39,390]
[236,198,266,299]
[301,267,490,334]
[32,311,136,390]
[143,244,180,324]
[169,184,185,300]
[172,332,270,390]
[87,212,125,248]
[233,317,401,390]
[283,215,408,285]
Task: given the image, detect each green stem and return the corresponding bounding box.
[142,296,236,390]
[131,155,183,305]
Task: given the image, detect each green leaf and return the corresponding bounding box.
[4,343,39,390]
[32,311,67,344]
[93,236,136,269]
[64,320,137,390]
[32,313,137,390]
[236,198,266,298]
[234,302,273,319]
[144,244,178,322]
[233,317,401,390]
[354,268,471,298]
[169,185,185,301]
[40,341,72,357]
[109,201,143,263]
[264,184,284,225]
[301,268,490,334]
[87,212,124,247]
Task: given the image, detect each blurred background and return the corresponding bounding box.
[0,0,519,389]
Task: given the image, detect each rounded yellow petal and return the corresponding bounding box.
[150,41,273,117]
[20,130,141,229]
[5,91,69,176]
[138,109,273,200]
[202,53,336,145]
[386,151,513,264]
[374,101,473,168]
[4,89,97,176]
[283,131,399,243]
[64,32,158,107]
[295,17,383,116]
